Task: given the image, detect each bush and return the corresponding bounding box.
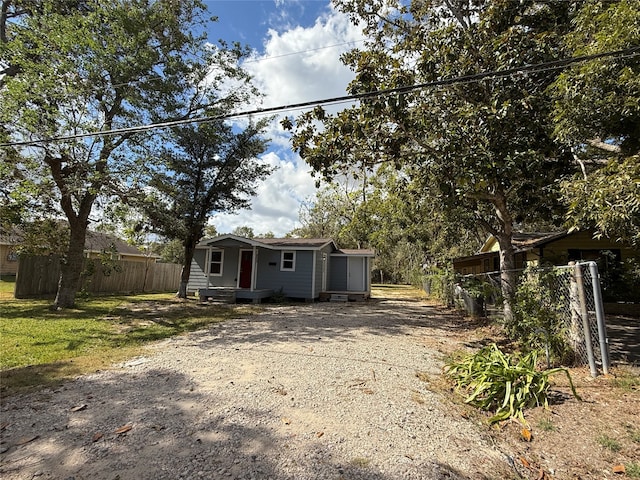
[510,267,573,366]
[445,343,580,424]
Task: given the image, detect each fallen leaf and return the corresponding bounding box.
[316,431,324,438]
[521,428,533,442]
[281,418,291,425]
[92,432,104,442]
[70,404,87,412]
[613,465,626,474]
[14,435,39,446]
[519,456,531,468]
[113,424,132,435]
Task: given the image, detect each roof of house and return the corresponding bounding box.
[0,226,152,257]
[335,248,376,257]
[511,231,568,251]
[198,235,375,256]
[84,230,152,257]
[479,231,568,253]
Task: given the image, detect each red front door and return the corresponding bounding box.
[239,251,253,288]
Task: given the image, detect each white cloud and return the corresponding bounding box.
[217,3,363,237]
[212,152,319,236]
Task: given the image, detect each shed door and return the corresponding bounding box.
[347,257,365,291]
[239,251,253,288]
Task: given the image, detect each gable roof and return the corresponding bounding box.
[197,235,336,251]
[480,231,568,253]
[197,235,375,256]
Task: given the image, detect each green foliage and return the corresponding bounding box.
[423,267,456,306]
[561,157,640,249]
[232,226,257,238]
[445,343,580,424]
[1,0,257,308]
[511,267,573,365]
[287,0,578,322]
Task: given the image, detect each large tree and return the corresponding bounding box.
[286,0,579,321]
[140,120,272,298]
[551,0,640,247]
[0,0,254,307]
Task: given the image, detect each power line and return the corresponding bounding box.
[1,46,638,148]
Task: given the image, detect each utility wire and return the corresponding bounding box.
[1,46,638,148]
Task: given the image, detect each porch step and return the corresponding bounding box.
[199,288,236,303]
[330,294,349,302]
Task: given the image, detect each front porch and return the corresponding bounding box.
[199,287,274,304]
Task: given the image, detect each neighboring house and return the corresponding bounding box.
[0,229,21,276]
[453,230,638,275]
[0,227,157,275]
[84,230,158,263]
[188,235,375,302]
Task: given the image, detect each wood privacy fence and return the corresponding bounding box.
[14,255,181,298]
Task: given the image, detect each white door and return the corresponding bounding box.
[347,257,365,291]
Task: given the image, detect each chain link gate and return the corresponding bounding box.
[453,261,610,377]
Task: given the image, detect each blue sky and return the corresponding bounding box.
[200,1,363,237]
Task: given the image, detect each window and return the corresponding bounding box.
[281,251,296,271]
[209,249,223,276]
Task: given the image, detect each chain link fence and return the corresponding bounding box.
[444,262,610,376]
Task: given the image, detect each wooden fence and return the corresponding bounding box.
[14,255,182,298]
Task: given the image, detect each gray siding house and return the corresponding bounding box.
[187,235,374,302]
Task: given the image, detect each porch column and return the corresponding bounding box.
[251,246,257,291]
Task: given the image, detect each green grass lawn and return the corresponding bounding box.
[0,275,15,295]
[0,293,256,395]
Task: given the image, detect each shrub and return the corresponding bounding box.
[510,266,573,366]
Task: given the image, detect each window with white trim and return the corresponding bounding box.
[209,249,223,276]
[280,251,296,271]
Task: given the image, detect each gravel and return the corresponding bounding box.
[1,298,513,479]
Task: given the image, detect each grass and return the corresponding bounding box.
[596,434,622,452]
[611,366,640,392]
[0,275,15,297]
[537,417,556,432]
[0,293,256,395]
[627,463,640,478]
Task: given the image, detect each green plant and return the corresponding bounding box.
[611,367,640,392]
[537,417,556,432]
[445,343,581,424]
[597,434,622,452]
[626,462,640,478]
[510,267,573,366]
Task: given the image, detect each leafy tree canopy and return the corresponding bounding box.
[285,0,580,321]
[0,0,259,307]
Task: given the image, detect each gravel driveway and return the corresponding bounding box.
[1,297,513,479]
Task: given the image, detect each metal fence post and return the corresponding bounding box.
[574,262,598,377]
[588,261,610,374]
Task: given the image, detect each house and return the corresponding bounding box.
[83,230,158,263]
[0,228,21,276]
[453,230,638,275]
[187,235,375,302]
[0,227,157,276]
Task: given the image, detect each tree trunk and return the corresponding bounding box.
[492,191,517,324]
[53,222,88,309]
[495,231,516,324]
[177,239,197,299]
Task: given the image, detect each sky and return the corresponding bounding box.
[201,0,364,237]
